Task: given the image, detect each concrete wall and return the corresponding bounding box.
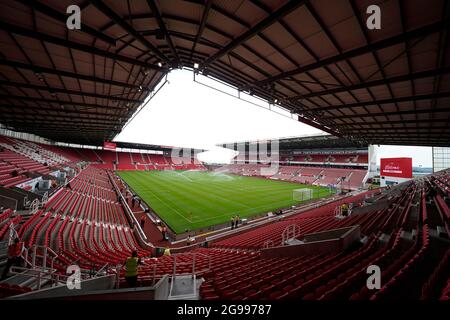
[340,225,361,250]
[261,225,360,258]
[261,238,341,258]
[8,275,171,301]
[153,275,170,300]
[303,226,353,242]
[352,198,393,215]
[8,274,115,300]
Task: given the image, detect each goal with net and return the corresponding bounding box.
[292,188,314,201]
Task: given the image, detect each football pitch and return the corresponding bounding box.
[117,170,334,233]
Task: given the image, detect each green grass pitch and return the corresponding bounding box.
[117,170,334,233]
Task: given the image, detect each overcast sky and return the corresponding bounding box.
[115,70,432,167]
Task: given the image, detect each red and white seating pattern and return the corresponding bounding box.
[0,136,69,167]
[219,164,367,190]
[8,167,151,272]
[285,153,368,165]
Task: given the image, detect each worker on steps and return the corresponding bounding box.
[123,250,145,288]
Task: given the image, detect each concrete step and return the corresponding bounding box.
[167,275,203,300]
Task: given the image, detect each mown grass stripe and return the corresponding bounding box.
[117,170,333,233]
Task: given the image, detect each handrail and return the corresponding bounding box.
[193,252,211,274]
[171,251,212,278]
[59,249,81,266]
[9,265,92,284]
[94,263,109,277]
[281,224,301,245]
[30,245,58,271]
[30,198,40,213]
[8,223,19,245]
[107,170,153,249]
[41,192,49,206]
[263,240,274,248]
[22,247,32,268]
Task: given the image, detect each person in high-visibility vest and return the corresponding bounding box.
[341,203,349,217]
[123,250,144,288]
[235,215,241,228]
[1,238,24,280]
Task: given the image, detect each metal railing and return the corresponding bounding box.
[29,198,40,213]
[108,171,149,244]
[94,263,110,277]
[30,245,58,272]
[171,252,211,277]
[7,223,18,245]
[41,192,48,206]
[281,224,301,245]
[263,240,274,248]
[8,245,115,291]
[9,265,95,289]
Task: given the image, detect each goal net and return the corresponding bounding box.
[292,188,314,201]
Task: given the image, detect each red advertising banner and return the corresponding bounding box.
[103,141,117,150]
[380,157,413,178]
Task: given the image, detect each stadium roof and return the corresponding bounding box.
[0,0,449,146]
[221,134,368,151]
[114,141,205,153]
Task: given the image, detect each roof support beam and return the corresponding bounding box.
[146,0,179,64]
[18,0,116,45]
[0,118,114,129]
[255,17,450,86]
[0,104,118,124]
[297,118,342,137]
[370,139,449,143]
[290,67,450,100]
[324,106,450,120]
[0,21,166,71]
[0,80,143,104]
[0,59,148,90]
[342,125,450,132]
[88,0,171,64]
[335,118,450,126]
[312,92,450,113]
[201,0,306,67]
[189,0,212,61]
[3,128,106,137]
[0,94,128,111]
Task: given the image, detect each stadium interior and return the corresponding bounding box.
[0,0,449,303]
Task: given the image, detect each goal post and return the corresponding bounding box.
[292,188,314,201]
